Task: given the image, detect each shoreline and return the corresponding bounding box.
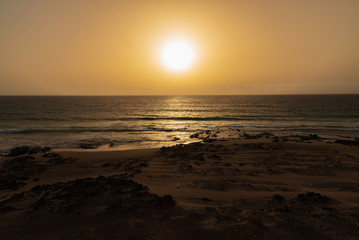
[1,128,358,155]
[1,132,359,239]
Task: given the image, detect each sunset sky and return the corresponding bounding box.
[1,0,359,95]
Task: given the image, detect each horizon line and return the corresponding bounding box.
[0,93,359,97]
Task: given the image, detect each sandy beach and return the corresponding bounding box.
[1,132,359,239]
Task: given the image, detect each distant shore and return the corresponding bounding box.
[1,132,359,239]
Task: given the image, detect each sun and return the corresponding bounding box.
[160,39,196,72]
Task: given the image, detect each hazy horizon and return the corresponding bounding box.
[1,93,359,96]
[1,0,359,95]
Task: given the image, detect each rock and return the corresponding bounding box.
[295,192,331,204]
[160,146,170,152]
[308,134,322,140]
[5,146,51,157]
[335,139,359,145]
[7,146,32,156]
[243,132,274,139]
[203,136,215,142]
[272,194,285,202]
[78,143,98,149]
[190,132,200,139]
[0,176,26,191]
[158,195,176,207]
[0,176,176,214]
[0,155,48,190]
[290,134,324,141]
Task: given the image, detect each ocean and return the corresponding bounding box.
[0,95,358,152]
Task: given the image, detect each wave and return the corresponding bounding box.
[0,128,187,134]
[126,117,245,121]
[0,129,23,134]
[1,123,358,135]
[10,115,359,122]
[19,116,250,121]
[101,116,293,121]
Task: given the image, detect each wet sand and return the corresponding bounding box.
[1,133,359,239]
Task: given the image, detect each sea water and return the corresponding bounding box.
[0,95,358,152]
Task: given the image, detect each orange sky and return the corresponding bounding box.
[1,0,359,95]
